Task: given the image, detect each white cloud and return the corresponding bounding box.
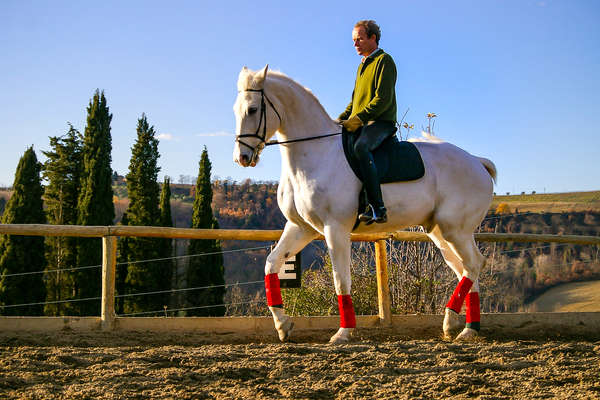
[157,133,175,141]
[196,131,233,137]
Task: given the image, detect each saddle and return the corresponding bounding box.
[341,128,425,228]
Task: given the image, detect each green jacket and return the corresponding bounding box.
[338,49,397,124]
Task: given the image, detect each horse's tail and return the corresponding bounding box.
[478,157,497,184]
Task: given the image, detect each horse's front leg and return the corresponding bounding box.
[323,224,354,344]
[265,222,317,342]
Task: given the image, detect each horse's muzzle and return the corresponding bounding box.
[237,153,257,167]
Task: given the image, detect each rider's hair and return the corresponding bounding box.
[355,20,381,45]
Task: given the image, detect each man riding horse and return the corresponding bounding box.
[338,20,397,225]
[233,19,495,343]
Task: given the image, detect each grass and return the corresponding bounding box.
[2,188,600,213]
[528,280,600,312]
[491,190,600,213]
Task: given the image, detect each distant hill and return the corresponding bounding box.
[4,185,599,220]
[492,190,600,213]
[528,281,600,312]
[2,183,599,312]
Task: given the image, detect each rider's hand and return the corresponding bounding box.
[342,115,363,132]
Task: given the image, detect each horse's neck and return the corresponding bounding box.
[271,80,343,177]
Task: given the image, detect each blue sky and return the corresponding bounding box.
[1,0,599,195]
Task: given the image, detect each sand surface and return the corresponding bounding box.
[0,330,598,399]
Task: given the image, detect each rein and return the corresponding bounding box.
[265,132,342,147]
[236,88,342,161]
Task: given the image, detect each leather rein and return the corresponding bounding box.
[235,88,342,163]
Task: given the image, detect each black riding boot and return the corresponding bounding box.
[357,153,387,225]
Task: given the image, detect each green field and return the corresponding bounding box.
[491,190,600,213]
[528,280,600,312]
[2,189,600,214]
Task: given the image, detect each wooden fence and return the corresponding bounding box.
[0,224,599,336]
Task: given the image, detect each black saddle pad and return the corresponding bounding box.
[342,128,425,183]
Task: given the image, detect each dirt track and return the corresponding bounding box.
[0,330,599,399]
[530,280,600,312]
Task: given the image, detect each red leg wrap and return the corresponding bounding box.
[465,292,481,331]
[338,295,356,328]
[265,273,283,307]
[445,276,473,313]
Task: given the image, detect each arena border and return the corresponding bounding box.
[1,312,598,339]
[1,224,599,338]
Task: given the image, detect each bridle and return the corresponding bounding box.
[236,87,342,164]
[235,88,282,165]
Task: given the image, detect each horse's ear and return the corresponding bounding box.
[238,66,251,90]
[255,64,269,86]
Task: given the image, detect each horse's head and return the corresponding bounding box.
[233,65,282,167]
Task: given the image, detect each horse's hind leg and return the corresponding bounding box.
[265,222,318,342]
[441,229,485,341]
[429,226,484,341]
[323,224,354,344]
[427,226,465,338]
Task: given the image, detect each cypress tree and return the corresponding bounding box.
[0,147,46,315]
[123,114,168,315]
[186,147,225,316]
[76,89,115,316]
[42,124,83,315]
[159,177,173,229]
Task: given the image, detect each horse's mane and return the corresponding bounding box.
[238,68,332,120]
[267,70,332,118]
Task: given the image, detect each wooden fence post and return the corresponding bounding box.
[375,239,391,326]
[101,236,117,330]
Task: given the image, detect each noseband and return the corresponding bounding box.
[235,88,282,164]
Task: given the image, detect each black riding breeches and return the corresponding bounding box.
[352,120,397,209]
[352,120,397,160]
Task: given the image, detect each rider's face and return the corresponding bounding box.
[352,26,377,57]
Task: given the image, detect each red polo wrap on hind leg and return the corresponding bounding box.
[465,292,481,330]
[338,295,356,328]
[265,273,283,307]
[445,276,473,313]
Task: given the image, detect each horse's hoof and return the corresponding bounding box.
[277,319,294,342]
[329,328,353,344]
[443,308,461,339]
[454,327,479,342]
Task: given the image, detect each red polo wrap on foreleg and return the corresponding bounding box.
[465,292,481,330]
[338,295,356,328]
[445,276,473,313]
[265,273,283,307]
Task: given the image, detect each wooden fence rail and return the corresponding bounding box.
[0,224,598,333]
[1,223,599,244]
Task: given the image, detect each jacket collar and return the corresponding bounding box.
[361,48,382,63]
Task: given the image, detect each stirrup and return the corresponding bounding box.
[359,205,387,225]
[358,204,375,222]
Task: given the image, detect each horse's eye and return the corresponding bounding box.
[248,107,258,115]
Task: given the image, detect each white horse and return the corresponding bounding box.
[233,65,496,344]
